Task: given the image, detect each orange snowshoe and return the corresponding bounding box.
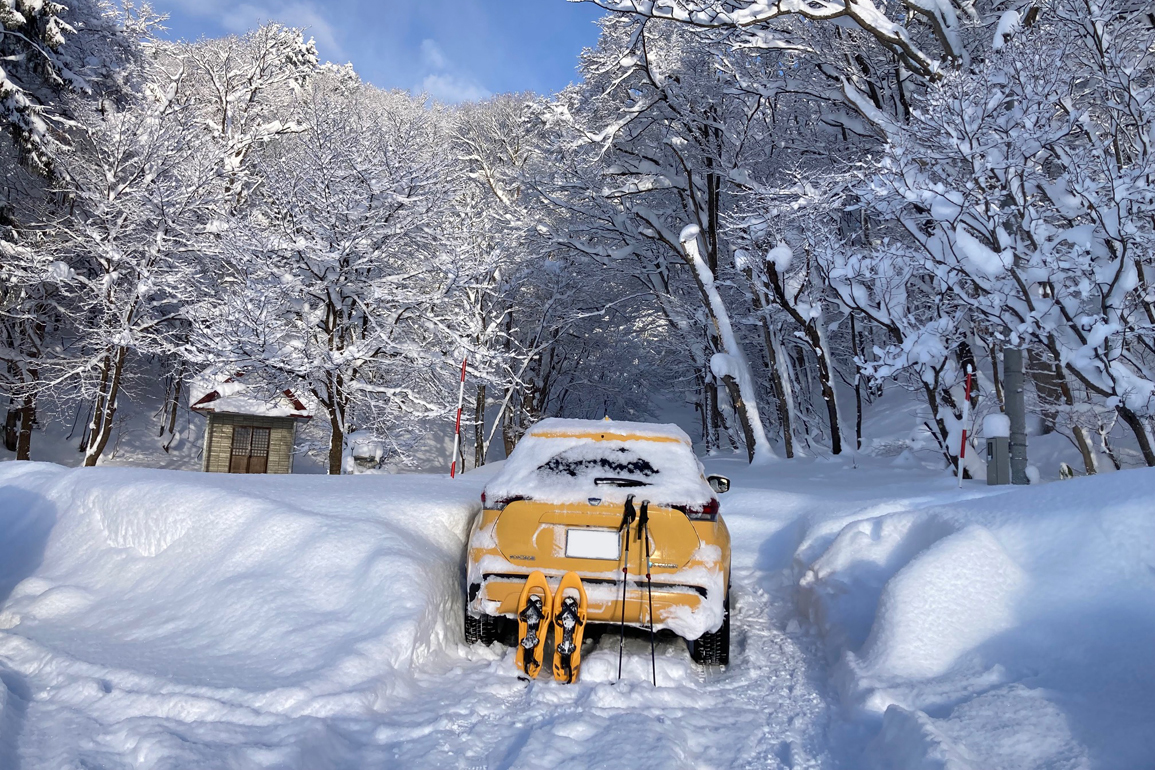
[516,571,553,679]
[552,571,589,684]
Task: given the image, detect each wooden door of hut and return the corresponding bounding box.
[229,425,270,473]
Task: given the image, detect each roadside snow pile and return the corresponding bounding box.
[799,468,1155,769]
[0,463,480,769]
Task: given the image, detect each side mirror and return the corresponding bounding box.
[707,474,730,494]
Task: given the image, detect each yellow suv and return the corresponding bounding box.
[464,418,731,664]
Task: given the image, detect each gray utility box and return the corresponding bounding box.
[987,436,1011,485]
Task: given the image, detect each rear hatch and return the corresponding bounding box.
[482,424,717,581]
[492,498,701,577]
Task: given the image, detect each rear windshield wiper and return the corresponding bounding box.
[594,477,650,488]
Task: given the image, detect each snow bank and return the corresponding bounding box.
[799,468,1155,768]
[0,463,481,768]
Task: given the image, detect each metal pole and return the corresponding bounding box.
[1004,347,1029,484]
[639,500,657,686]
[450,357,467,478]
[958,367,972,488]
[617,495,636,680]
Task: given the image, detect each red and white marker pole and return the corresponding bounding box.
[958,366,973,488]
[450,357,467,478]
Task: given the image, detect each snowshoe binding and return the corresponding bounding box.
[516,571,553,679]
[552,572,588,684]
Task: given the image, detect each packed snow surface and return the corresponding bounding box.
[1,456,1153,768]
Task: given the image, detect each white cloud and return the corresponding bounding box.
[419,39,449,71]
[415,38,489,104]
[419,72,491,104]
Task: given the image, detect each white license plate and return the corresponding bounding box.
[565,528,621,560]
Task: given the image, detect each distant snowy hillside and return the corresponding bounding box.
[2,459,1151,768]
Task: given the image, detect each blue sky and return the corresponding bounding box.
[147,0,608,102]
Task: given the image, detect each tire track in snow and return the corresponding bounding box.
[370,565,838,769]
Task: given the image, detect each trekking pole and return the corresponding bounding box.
[617,494,636,680]
[639,500,657,686]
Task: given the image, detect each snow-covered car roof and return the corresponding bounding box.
[484,418,714,507]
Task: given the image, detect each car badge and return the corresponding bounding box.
[588,497,602,506]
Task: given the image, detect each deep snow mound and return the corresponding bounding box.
[799,468,1155,769]
[0,463,482,767]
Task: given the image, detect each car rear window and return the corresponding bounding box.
[538,446,658,481]
[483,418,714,507]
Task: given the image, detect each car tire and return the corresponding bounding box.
[689,590,730,666]
[464,609,500,645]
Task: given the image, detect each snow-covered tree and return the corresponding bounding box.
[532,16,785,461]
[0,2,165,461]
[175,23,317,208]
[38,49,227,466]
[201,67,460,473]
[860,2,1155,472]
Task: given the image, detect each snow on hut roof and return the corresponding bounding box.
[189,368,312,419]
[483,417,713,507]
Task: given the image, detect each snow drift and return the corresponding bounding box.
[799,468,1155,769]
[0,463,481,768]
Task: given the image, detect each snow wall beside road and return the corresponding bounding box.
[798,467,1155,769]
[0,463,481,767]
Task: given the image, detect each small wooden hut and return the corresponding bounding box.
[190,371,311,474]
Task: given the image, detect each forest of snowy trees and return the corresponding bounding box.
[1,0,1153,475]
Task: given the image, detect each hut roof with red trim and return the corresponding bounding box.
[189,368,312,420]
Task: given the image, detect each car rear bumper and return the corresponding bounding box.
[469,571,714,633]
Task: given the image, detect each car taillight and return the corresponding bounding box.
[483,492,525,510]
[673,498,720,521]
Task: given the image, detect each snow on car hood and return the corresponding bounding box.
[483,418,714,508]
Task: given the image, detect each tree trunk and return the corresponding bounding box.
[851,313,863,451]
[696,372,709,448]
[1097,420,1123,471]
[3,406,16,452]
[473,383,487,468]
[1049,359,1097,475]
[922,381,953,468]
[15,396,34,461]
[1116,404,1155,467]
[806,322,843,455]
[957,341,978,407]
[720,374,757,463]
[682,233,772,462]
[84,346,127,467]
[988,339,1004,410]
[748,271,795,458]
[765,324,795,458]
[328,408,344,475]
[764,261,841,455]
[1027,347,1063,434]
[162,366,184,452]
[502,387,519,458]
[705,379,722,451]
